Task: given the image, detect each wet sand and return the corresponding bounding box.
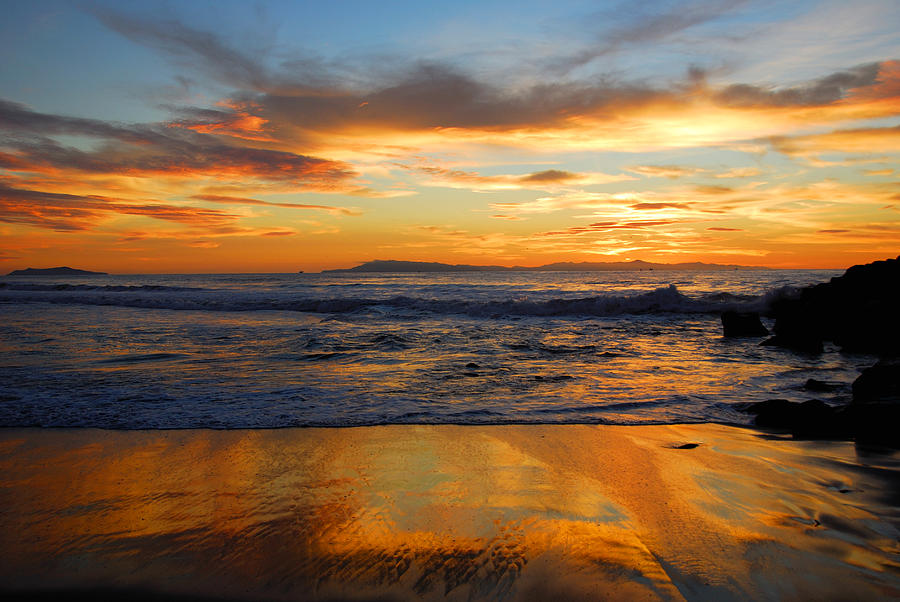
[0,424,898,601]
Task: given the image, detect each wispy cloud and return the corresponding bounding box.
[628,165,763,180]
[2,4,898,268]
[628,165,705,179]
[542,0,748,75]
[769,124,900,156]
[0,99,355,187]
[89,7,286,92]
[713,62,881,107]
[534,219,684,238]
[712,167,761,178]
[166,100,275,142]
[0,183,240,232]
[81,8,900,156]
[190,194,360,216]
[394,163,633,191]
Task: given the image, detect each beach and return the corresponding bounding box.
[5,0,900,598]
[1,424,897,601]
[2,268,898,600]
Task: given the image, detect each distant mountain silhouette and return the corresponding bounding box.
[323,259,767,273]
[7,266,107,276]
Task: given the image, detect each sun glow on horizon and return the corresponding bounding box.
[1,1,898,272]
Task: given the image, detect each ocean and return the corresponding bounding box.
[0,269,875,429]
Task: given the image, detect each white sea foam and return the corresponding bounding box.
[1,269,863,429]
[0,283,767,317]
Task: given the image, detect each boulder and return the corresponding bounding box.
[741,395,897,446]
[803,378,842,392]
[836,403,900,446]
[721,311,768,337]
[760,333,823,354]
[742,398,796,427]
[761,297,824,352]
[765,255,900,355]
[852,359,900,404]
[741,399,847,439]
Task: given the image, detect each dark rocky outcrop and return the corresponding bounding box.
[852,359,900,403]
[721,311,768,337]
[739,257,900,446]
[764,255,900,355]
[803,378,842,392]
[742,399,847,439]
[843,358,900,445]
[741,394,899,447]
[839,403,900,446]
[760,310,824,353]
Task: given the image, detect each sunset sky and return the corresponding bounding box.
[1,0,898,272]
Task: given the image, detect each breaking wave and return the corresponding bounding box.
[0,282,196,292]
[0,283,767,317]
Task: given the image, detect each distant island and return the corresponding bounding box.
[6,266,108,276]
[323,260,769,273]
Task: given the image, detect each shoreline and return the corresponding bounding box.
[0,419,761,431]
[1,423,898,600]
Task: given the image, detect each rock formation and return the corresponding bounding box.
[764,255,899,355]
[721,311,768,337]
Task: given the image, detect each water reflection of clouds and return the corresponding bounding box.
[0,425,897,600]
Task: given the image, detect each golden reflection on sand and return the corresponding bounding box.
[0,425,898,601]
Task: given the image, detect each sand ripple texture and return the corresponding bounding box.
[0,425,897,601]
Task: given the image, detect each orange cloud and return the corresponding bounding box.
[0,183,253,232]
[628,165,703,179]
[190,194,360,216]
[0,99,356,189]
[243,60,900,156]
[631,202,691,210]
[770,125,900,156]
[76,10,900,162]
[393,163,633,191]
[713,167,761,179]
[170,100,274,142]
[4,8,899,270]
[812,224,900,241]
[628,165,762,181]
[534,219,683,238]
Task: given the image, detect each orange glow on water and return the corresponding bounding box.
[0,426,897,599]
